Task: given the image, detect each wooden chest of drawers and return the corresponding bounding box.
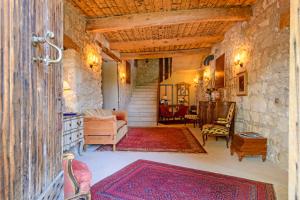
[63,114,84,155]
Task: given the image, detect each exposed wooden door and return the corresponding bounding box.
[0,0,63,199]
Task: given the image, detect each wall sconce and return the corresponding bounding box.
[234,53,243,67]
[120,73,126,82]
[88,53,99,68]
[203,69,211,82]
[63,81,71,92]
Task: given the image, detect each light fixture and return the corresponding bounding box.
[120,73,126,82]
[193,76,199,85]
[88,53,99,68]
[63,81,71,91]
[234,53,243,67]
[203,68,211,82]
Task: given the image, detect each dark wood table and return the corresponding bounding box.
[230,132,267,161]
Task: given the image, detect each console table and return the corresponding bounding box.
[63,113,84,155]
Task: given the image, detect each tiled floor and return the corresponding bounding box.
[76,125,288,199]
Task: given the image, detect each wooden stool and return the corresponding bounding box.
[230,132,267,162]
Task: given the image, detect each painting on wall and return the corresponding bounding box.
[236,71,248,96]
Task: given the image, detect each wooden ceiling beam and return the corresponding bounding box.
[95,41,122,62]
[86,7,252,32]
[120,48,211,60]
[110,35,223,51]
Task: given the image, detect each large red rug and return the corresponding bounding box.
[91,160,276,200]
[97,127,206,153]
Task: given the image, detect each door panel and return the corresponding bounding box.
[0,0,63,199]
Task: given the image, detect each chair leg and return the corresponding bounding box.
[216,137,218,141]
[202,133,206,146]
[226,136,229,148]
[113,144,116,151]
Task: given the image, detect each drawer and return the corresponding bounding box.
[64,120,73,131]
[64,133,73,145]
[76,118,83,128]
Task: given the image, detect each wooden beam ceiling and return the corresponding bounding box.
[120,48,210,60]
[87,7,252,32]
[110,35,223,51]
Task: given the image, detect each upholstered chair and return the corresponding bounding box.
[201,103,235,148]
[159,104,174,120]
[63,153,92,200]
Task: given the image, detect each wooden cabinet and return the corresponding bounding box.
[63,114,84,155]
[198,101,235,132]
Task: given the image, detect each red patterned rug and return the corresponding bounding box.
[91,160,276,200]
[96,127,206,153]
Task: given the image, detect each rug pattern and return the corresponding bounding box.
[96,127,206,153]
[91,160,276,200]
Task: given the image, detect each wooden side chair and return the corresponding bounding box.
[63,153,92,200]
[201,102,235,148]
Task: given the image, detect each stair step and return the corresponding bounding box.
[134,88,157,92]
[131,97,157,100]
[129,100,157,105]
[132,94,157,98]
[135,86,157,89]
[128,108,157,113]
[128,116,157,121]
[128,104,156,109]
[128,121,157,127]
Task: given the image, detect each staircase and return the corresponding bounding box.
[127,83,158,127]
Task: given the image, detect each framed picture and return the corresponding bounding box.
[236,71,248,96]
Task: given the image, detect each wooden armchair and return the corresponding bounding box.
[201,102,235,148]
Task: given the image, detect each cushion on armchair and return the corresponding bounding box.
[84,109,114,120]
[117,120,127,130]
[72,160,92,194]
[63,159,92,199]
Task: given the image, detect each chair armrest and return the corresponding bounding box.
[65,192,90,200]
[112,110,128,123]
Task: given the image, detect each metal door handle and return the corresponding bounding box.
[32,31,63,66]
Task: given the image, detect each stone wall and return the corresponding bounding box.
[136,59,159,85]
[63,2,103,112]
[118,60,137,109]
[203,0,289,170]
[63,49,103,112]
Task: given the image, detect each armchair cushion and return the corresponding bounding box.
[72,160,92,194]
[63,158,92,199]
[117,120,127,131]
[202,124,229,136]
[84,109,113,119]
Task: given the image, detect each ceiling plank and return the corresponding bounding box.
[87,7,252,32]
[110,35,223,51]
[120,48,211,60]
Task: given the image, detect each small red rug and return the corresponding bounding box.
[96,127,206,153]
[91,160,276,200]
